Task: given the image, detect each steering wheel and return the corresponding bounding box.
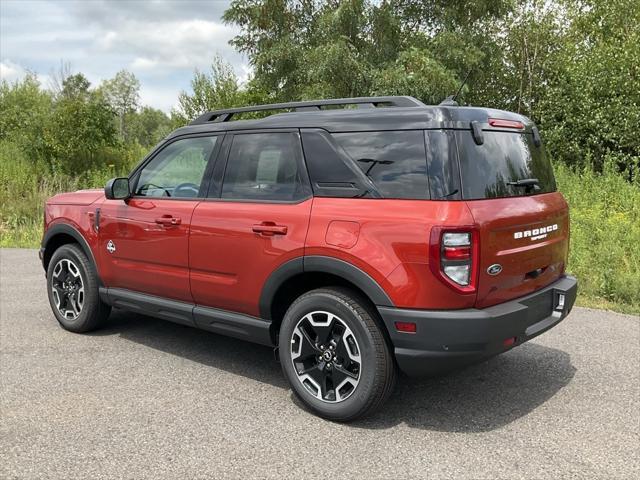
[173,182,200,198]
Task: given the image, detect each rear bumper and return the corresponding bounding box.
[377,275,578,376]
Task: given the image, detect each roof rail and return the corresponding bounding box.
[189,96,426,125]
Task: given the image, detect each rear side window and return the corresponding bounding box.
[301,130,366,197]
[332,131,429,199]
[221,132,310,201]
[456,131,556,200]
[425,130,461,200]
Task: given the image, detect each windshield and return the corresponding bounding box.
[455,130,556,200]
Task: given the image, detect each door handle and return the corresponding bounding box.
[155,215,182,227]
[252,223,288,236]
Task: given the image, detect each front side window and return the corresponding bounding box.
[332,131,429,199]
[135,136,218,198]
[221,132,309,201]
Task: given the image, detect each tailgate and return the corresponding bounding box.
[466,193,569,308]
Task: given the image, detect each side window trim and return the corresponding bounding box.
[209,130,312,204]
[129,133,224,200]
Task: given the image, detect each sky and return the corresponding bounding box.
[0,0,247,112]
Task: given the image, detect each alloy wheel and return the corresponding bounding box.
[290,311,361,403]
[51,258,85,320]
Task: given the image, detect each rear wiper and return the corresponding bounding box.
[507,178,539,187]
[507,178,540,193]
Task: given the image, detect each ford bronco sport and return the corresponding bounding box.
[40,96,577,421]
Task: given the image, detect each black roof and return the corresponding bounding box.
[168,96,533,140]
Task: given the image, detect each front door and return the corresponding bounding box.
[99,135,222,302]
[189,131,312,317]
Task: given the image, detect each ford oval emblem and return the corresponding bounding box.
[487,264,502,276]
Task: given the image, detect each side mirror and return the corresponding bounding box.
[105,177,131,200]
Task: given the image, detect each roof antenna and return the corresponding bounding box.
[439,69,472,106]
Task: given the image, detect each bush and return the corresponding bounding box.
[0,139,138,248]
[554,162,640,312]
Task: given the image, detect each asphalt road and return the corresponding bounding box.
[1,248,638,479]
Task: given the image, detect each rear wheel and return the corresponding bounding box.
[279,287,396,421]
[46,244,110,333]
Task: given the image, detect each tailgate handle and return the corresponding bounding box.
[525,267,547,280]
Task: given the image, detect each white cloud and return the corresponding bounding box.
[131,57,160,70]
[0,60,26,82]
[0,0,245,111]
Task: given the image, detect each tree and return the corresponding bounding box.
[60,73,92,101]
[173,56,246,124]
[99,70,140,140]
[537,0,640,174]
[221,0,638,175]
[223,0,514,103]
[0,73,53,163]
[44,88,118,173]
[126,106,172,147]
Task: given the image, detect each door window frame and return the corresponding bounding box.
[128,133,226,201]
[205,129,312,204]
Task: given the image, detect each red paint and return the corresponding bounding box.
[306,198,478,309]
[189,199,312,316]
[98,198,199,302]
[44,188,569,314]
[465,192,569,308]
[325,221,360,249]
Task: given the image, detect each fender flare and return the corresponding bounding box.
[41,223,99,278]
[259,255,394,319]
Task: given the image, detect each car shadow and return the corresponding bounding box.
[94,309,576,432]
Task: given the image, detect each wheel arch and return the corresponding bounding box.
[260,256,395,344]
[42,224,99,280]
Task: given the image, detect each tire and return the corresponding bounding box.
[279,287,396,421]
[46,243,110,333]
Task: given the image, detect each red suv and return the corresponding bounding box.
[40,96,577,421]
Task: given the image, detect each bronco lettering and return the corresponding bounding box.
[514,224,558,241]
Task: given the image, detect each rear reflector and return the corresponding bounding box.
[488,118,525,130]
[395,321,417,334]
[443,245,471,260]
[503,337,516,348]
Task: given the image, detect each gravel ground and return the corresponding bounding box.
[1,248,639,479]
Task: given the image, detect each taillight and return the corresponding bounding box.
[488,118,524,130]
[429,227,479,293]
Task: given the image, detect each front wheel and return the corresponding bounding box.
[279,287,396,421]
[46,244,110,333]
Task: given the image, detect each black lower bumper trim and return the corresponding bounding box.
[377,275,578,376]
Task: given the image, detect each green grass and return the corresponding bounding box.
[1,142,639,314]
[554,162,640,314]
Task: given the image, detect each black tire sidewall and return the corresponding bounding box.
[46,244,99,332]
[279,289,384,420]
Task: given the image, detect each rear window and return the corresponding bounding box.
[455,130,556,200]
[332,131,429,199]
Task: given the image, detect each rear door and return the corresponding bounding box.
[454,126,569,308]
[99,135,221,302]
[189,131,312,317]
